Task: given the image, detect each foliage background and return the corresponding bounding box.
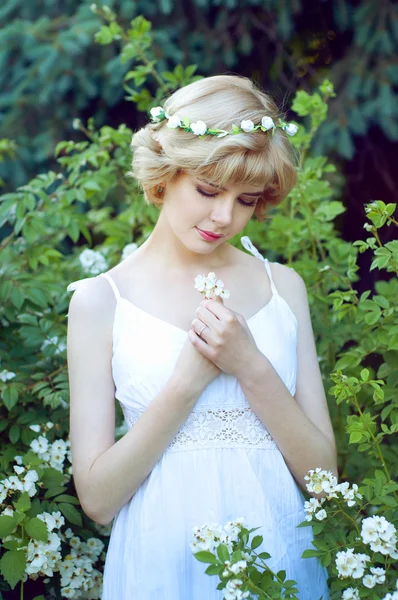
[1,0,397,261]
[0,1,397,599]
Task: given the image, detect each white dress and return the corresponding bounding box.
[67,236,329,600]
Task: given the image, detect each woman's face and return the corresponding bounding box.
[160,171,264,253]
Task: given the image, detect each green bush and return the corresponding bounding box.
[0,14,397,600]
[2,0,398,189]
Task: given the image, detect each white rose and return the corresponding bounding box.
[362,574,377,589]
[191,121,207,135]
[167,115,182,129]
[149,106,164,122]
[261,116,275,130]
[240,120,254,132]
[0,369,16,382]
[284,123,298,136]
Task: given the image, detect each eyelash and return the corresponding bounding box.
[196,187,257,207]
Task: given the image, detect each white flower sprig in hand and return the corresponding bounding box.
[194,272,231,300]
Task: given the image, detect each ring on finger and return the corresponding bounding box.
[199,323,207,337]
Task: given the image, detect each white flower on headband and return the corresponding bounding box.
[191,121,207,136]
[283,123,299,136]
[150,106,164,122]
[194,273,231,300]
[261,116,275,130]
[240,120,254,132]
[167,114,182,129]
[149,106,298,137]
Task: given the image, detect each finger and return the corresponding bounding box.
[196,305,222,332]
[188,327,213,358]
[191,318,208,341]
[200,298,231,321]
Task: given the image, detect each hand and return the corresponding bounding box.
[170,331,221,399]
[188,296,261,378]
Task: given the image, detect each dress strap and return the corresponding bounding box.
[240,236,278,296]
[66,273,121,302]
[66,277,94,292]
[98,273,121,301]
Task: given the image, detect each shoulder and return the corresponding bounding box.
[267,261,308,320]
[67,274,117,328]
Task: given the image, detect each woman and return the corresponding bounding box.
[66,74,337,599]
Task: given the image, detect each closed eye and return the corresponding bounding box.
[196,187,257,207]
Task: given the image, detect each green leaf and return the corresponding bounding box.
[360,368,369,382]
[193,551,218,564]
[0,516,18,538]
[205,564,222,576]
[258,551,271,559]
[25,517,48,542]
[9,425,20,444]
[13,492,31,513]
[312,521,325,535]
[2,386,19,411]
[251,535,263,550]
[349,431,363,444]
[58,503,82,527]
[378,495,397,507]
[53,494,80,505]
[44,486,67,499]
[302,549,320,558]
[0,550,26,590]
[216,543,230,562]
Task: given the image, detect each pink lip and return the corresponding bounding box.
[196,227,225,241]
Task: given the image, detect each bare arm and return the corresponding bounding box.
[67,277,201,526]
[237,265,338,496]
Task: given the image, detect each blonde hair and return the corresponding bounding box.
[129,75,298,221]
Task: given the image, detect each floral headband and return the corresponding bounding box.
[149,106,298,138]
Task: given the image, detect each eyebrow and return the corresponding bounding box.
[197,177,263,196]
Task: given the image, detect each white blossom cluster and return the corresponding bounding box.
[191,517,245,554]
[191,522,235,554]
[346,579,398,600]
[27,511,64,578]
[191,519,253,600]
[304,468,362,514]
[28,424,72,474]
[194,272,231,300]
[121,242,138,261]
[1,504,104,598]
[0,466,40,507]
[361,515,398,558]
[57,528,104,599]
[223,577,250,600]
[303,497,327,522]
[337,549,389,593]
[336,549,370,578]
[79,248,108,275]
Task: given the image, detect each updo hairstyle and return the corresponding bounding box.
[128,75,298,221]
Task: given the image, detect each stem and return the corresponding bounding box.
[20,525,24,600]
[347,385,397,500]
[245,578,272,599]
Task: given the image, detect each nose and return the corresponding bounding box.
[210,198,234,228]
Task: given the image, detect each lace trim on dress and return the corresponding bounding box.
[121,404,277,453]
